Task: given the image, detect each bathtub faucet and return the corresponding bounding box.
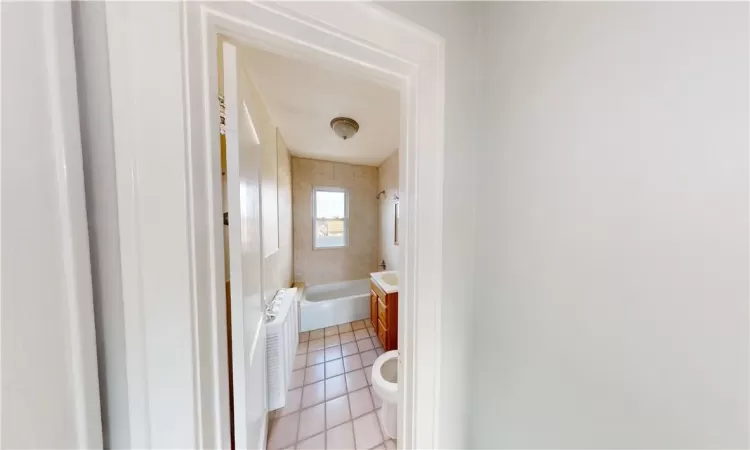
[378,260,387,271]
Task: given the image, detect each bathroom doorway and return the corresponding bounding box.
[219,34,402,448]
[188,5,445,447]
[100,3,445,448]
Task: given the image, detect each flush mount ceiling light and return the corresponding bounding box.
[330,117,359,140]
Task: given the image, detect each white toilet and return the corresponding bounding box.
[371,350,399,439]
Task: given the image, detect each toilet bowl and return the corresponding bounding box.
[371,350,398,439]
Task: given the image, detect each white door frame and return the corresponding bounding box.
[188,3,445,448]
[3,2,102,448]
[104,1,444,448]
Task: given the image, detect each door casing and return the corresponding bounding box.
[102,2,446,448]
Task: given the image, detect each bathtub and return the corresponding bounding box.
[300,279,370,332]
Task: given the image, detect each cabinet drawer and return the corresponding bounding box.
[377,318,387,347]
[377,298,387,324]
[370,280,386,301]
[370,291,378,329]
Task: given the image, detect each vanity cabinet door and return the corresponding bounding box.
[370,290,378,329]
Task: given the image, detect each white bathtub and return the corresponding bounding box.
[300,279,370,332]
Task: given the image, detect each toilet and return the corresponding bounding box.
[371,350,399,439]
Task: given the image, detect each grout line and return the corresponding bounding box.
[365,371,386,447]
[323,358,327,450]
[295,321,376,449]
[371,403,386,448]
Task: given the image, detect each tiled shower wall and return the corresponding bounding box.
[292,157,378,285]
[377,150,399,272]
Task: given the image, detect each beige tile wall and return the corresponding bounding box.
[292,157,379,285]
[377,149,399,271]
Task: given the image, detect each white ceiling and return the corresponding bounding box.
[239,46,400,167]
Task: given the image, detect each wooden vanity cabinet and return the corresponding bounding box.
[369,279,398,351]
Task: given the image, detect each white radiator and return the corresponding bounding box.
[266,288,299,411]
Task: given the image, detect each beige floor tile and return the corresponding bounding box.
[356,338,374,352]
[351,320,366,331]
[345,369,367,392]
[308,338,325,352]
[370,387,382,408]
[298,403,325,441]
[354,329,370,340]
[339,332,355,344]
[375,348,384,356]
[324,326,339,337]
[297,342,309,355]
[338,323,353,333]
[371,337,382,350]
[325,358,345,378]
[304,364,325,385]
[360,350,378,367]
[267,412,299,450]
[325,395,351,429]
[294,354,307,371]
[324,346,342,362]
[302,381,325,408]
[325,335,341,348]
[348,387,374,418]
[326,421,355,449]
[325,374,347,400]
[290,369,305,390]
[296,432,324,450]
[310,329,325,340]
[367,327,377,337]
[352,412,383,449]
[307,350,325,367]
[341,342,358,356]
[364,367,373,386]
[278,387,303,416]
[384,439,396,449]
[299,331,310,343]
[343,354,363,373]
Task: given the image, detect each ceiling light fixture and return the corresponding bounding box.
[330,117,359,140]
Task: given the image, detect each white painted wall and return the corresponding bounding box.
[377,3,481,448]
[471,3,749,448]
[2,2,102,448]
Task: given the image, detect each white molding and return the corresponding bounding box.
[2,1,102,447]
[106,2,199,447]
[104,1,444,448]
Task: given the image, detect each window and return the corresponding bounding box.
[313,187,348,249]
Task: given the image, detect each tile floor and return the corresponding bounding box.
[267,320,396,450]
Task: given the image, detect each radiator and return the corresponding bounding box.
[266,287,299,411]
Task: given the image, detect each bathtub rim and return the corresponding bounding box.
[298,280,371,332]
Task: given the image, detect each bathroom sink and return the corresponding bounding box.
[371,270,398,293]
[381,273,398,286]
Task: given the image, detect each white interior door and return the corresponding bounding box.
[223,40,268,450]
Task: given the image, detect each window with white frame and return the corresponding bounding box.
[313,187,348,249]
